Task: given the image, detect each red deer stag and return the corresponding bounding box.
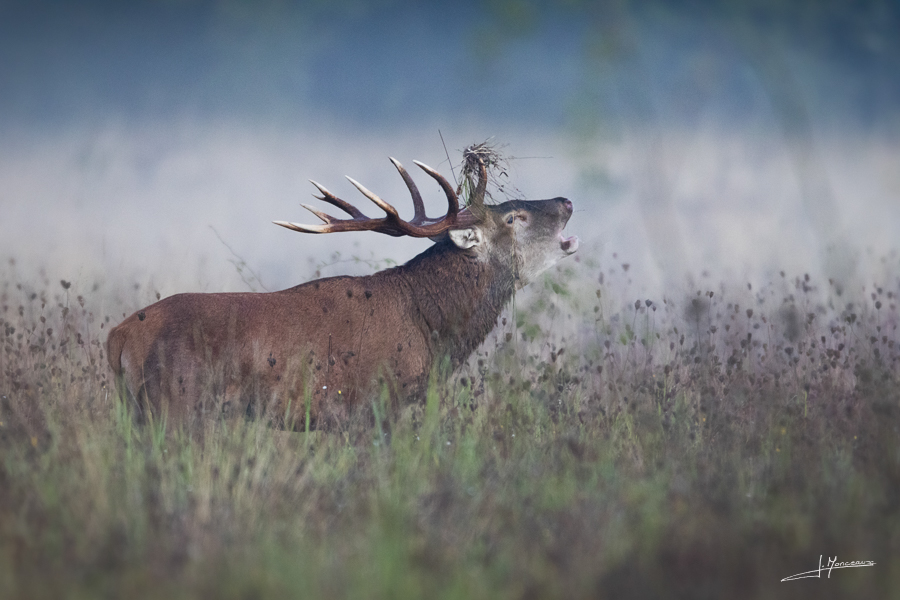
[107,146,579,427]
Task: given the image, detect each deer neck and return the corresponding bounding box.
[396,241,516,367]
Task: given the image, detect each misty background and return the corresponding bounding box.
[1,0,898,304]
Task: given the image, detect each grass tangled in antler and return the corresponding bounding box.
[459,139,508,206]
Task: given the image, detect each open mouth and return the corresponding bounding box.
[559,233,579,254]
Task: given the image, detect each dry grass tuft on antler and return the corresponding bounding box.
[459,140,508,207]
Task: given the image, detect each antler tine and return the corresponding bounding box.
[470,158,488,209]
[389,157,426,222]
[413,160,460,216]
[345,176,401,219]
[309,180,368,219]
[300,203,337,224]
[274,218,406,236]
[273,220,332,234]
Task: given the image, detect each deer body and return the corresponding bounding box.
[107,150,578,427]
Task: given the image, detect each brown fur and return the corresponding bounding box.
[107,198,576,428]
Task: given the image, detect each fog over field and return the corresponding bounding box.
[1,2,898,301]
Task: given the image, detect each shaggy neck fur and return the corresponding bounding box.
[392,239,516,368]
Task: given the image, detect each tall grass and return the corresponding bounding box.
[1,258,899,599]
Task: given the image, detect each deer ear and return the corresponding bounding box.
[448,227,483,250]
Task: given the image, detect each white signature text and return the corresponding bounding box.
[782,555,875,582]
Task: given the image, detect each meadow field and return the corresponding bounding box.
[1,254,898,599]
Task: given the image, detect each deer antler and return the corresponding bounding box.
[458,142,493,210]
[463,157,487,210]
[274,159,480,238]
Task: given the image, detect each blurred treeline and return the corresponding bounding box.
[1,0,897,130]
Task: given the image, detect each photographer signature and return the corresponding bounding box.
[782,555,875,581]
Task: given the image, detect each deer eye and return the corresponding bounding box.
[506,214,515,225]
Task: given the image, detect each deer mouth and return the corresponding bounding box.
[559,233,579,254]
